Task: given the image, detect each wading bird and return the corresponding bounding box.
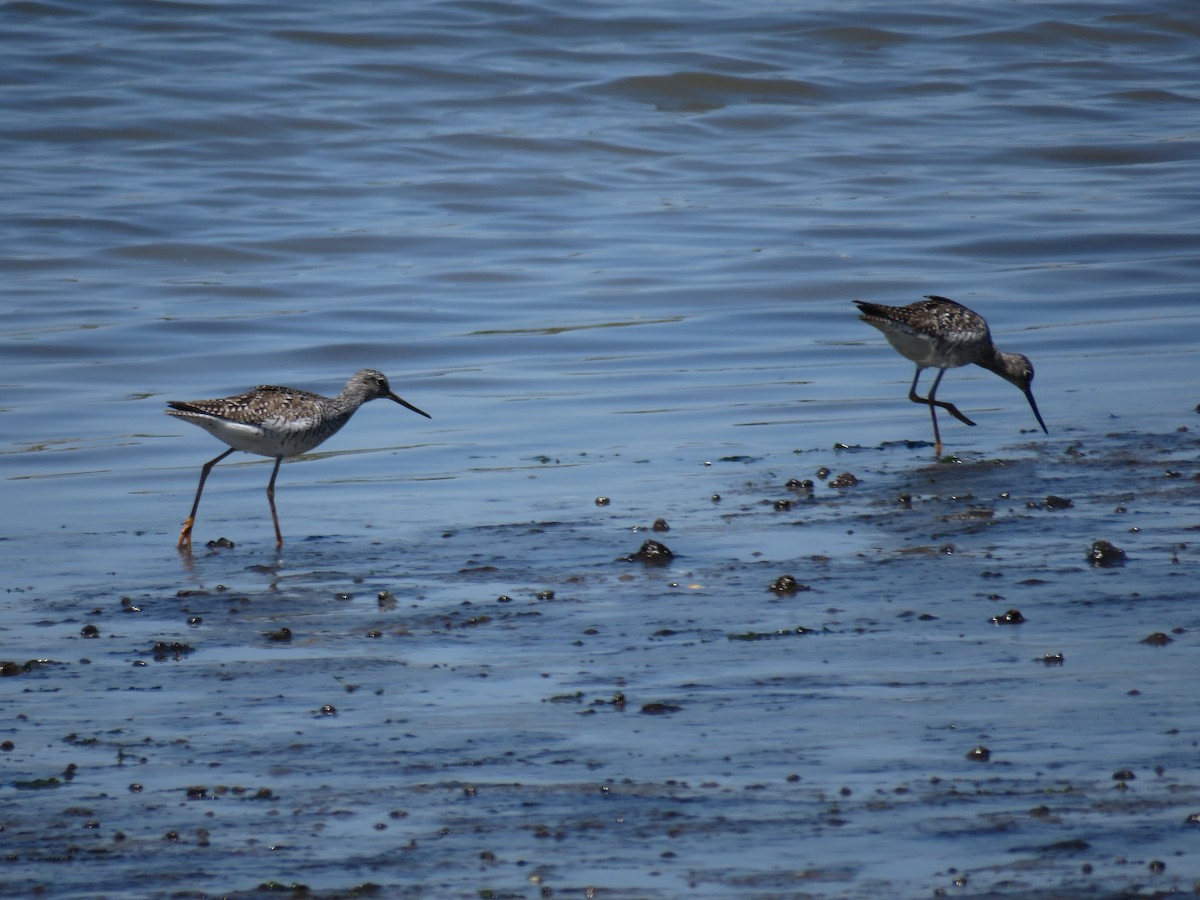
[855,295,1047,455]
[166,369,430,547]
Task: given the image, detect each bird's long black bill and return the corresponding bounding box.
[1024,388,1048,434]
[389,393,432,419]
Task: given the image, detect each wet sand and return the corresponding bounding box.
[5,1,1199,896]
[3,426,1198,898]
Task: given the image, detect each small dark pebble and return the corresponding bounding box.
[773,498,793,511]
[897,493,912,507]
[1041,652,1065,666]
[1112,769,1135,781]
[1185,812,1200,825]
[265,627,292,643]
[256,884,311,894]
[710,493,721,503]
[536,590,555,601]
[620,540,674,566]
[827,471,859,488]
[152,641,193,661]
[206,537,235,549]
[1149,860,1166,873]
[1043,495,1073,510]
[640,702,682,715]
[966,746,991,762]
[1088,540,1126,567]
[1043,838,1090,854]
[377,591,396,608]
[1141,632,1172,646]
[187,617,202,626]
[816,467,831,480]
[728,626,811,641]
[785,478,814,492]
[769,575,810,595]
[652,518,670,532]
[81,624,100,638]
[594,496,610,507]
[319,705,337,716]
[991,609,1025,625]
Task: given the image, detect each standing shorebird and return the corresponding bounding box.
[166,369,431,548]
[854,296,1047,455]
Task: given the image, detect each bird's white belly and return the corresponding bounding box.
[191,417,313,457]
[882,328,974,369]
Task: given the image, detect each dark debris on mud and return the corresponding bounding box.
[5,429,1200,898]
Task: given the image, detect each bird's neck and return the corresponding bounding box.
[979,349,1025,385]
[333,384,372,413]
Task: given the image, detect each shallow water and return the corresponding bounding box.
[3,1,1200,897]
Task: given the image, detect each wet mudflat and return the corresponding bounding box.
[4,427,1199,899]
[4,0,1199,896]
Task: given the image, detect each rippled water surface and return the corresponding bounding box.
[3,1,1199,897]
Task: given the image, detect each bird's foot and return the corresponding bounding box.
[938,402,976,427]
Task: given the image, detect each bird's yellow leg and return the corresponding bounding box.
[176,447,235,549]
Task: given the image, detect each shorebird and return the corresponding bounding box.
[854,295,1047,455]
[166,369,430,548]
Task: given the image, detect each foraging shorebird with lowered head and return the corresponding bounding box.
[855,295,1047,455]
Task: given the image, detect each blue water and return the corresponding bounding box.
[3,1,1199,897]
